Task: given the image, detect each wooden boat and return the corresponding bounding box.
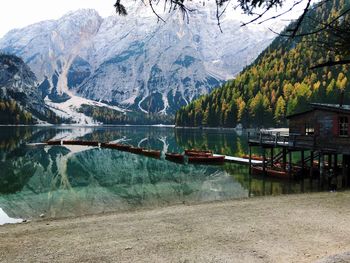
[185,149,212,154]
[62,140,99,146]
[141,149,161,158]
[128,146,143,154]
[62,140,81,145]
[251,166,290,179]
[185,149,213,157]
[188,155,225,164]
[165,153,185,163]
[101,143,131,151]
[81,141,99,146]
[46,140,62,145]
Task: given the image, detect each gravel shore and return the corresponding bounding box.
[1,192,350,263]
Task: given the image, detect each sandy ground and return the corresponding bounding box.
[1,192,350,263]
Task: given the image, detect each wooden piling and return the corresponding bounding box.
[249,145,252,176]
[262,147,267,178]
[248,144,252,197]
[288,150,292,180]
[309,151,314,190]
[320,153,324,188]
[283,148,287,171]
[301,150,305,177]
[343,155,349,187]
[270,148,274,168]
[334,154,338,188]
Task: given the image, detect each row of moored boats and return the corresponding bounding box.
[46,140,226,164]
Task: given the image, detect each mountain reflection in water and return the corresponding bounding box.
[0,126,335,222]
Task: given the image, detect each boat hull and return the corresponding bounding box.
[47,140,61,145]
[252,166,290,179]
[62,140,99,146]
[165,153,185,163]
[142,150,161,158]
[101,143,131,151]
[128,147,143,154]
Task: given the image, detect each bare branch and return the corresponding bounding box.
[287,0,312,37]
[216,0,224,33]
[257,0,304,25]
[310,60,350,69]
[149,0,166,22]
[241,2,276,27]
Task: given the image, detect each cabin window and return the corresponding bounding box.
[339,116,349,136]
[305,124,314,135]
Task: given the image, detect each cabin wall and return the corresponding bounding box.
[289,111,317,135]
[289,109,350,154]
[315,110,336,137]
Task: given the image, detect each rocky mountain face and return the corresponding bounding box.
[0,54,57,122]
[0,2,280,121]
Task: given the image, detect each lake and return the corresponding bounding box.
[0,126,334,224]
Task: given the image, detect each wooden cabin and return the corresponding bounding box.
[287,103,350,154]
[248,103,350,187]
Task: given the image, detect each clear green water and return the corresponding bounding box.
[0,126,327,223]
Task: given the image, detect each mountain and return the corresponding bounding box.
[0,54,59,124]
[175,0,350,128]
[0,2,280,123]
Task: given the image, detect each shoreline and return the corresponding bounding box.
[1,191,350,262]
[0,124,176,128]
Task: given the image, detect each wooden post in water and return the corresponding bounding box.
[270,148,274,168]
[288,150,292,180]
[334,153,338,188]
[282,148,287,171]
[320,153,324,188]
[309,151,314,190]
[300,150,305,192]
[248,145,252,197]
[343,155,349,187]
[249,145,252,176]
[301,150,305,177]
[262,147,267,196]
[263,147,267,178]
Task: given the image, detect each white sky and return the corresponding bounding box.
[0,0,116,38]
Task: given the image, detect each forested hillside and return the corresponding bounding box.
[0,100,33,124]
[0,54,62,124]
[176,0,350,128]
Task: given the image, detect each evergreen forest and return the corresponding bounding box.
[176,0,350,128]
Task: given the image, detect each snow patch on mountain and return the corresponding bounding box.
[45,91,125,124]
[0,3,286,122]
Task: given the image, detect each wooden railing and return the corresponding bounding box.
[248,130,350,153]
[248,131,289,146]
[248,131,319,148]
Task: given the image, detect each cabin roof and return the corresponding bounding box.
[286,103,350,119]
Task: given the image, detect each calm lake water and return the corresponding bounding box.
[0,126,331,224]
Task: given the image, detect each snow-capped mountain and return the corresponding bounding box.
[0,1,282,120]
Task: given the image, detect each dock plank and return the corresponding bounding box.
[213,154,263,165]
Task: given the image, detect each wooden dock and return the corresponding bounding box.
[38,140,263,166]
[248,129,350,184]
[213,154,263,165]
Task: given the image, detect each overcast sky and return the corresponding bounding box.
[0,0,115,38]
